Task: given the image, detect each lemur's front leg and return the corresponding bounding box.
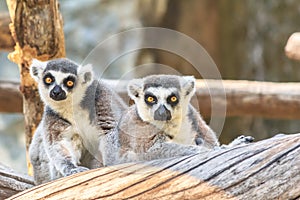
[44,122,88,177]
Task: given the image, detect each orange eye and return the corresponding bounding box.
[147,96,154,103]
[66,80,74,87]
[170,96,177,102]
[45,77,52,84]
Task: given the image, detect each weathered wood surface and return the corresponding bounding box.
[0,163,33,199]
[8,133,300,200]
[195,79,300,119]
[3,79,300,120]
[6,0,65,174]
[285,32,300,61]
[0,12,14,52]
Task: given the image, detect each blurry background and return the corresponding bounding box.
[1,0,300,173]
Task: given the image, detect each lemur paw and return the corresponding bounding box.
[67,166,89,176]
[235,135,254,144]
[221,135,254,148]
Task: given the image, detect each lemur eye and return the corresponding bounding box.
[170,96,177,102]
[167,94,179,106]
[45,77,52,83]
[66,80,74,87]
[147,96,154,103]
[64,76,76,89]
[44,77,53,84]
[145,94,157,105]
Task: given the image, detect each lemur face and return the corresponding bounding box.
[41,70,76,101]
[30,58,94,106]
[143,87,179,121]
[128,75,196,125]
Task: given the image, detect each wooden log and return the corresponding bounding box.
[0,12,14,51]
[0,163,33,199]
[2,79,300,120]
[195,79,300,119]
[7,133,300,199]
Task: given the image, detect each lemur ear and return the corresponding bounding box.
[127,78,143,100]
[30,59,47,82]
[181,76,196,97]
[78,64,94,84]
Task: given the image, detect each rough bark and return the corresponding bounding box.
[0,163,33,199]
[6,0,65,174]
[0,12,14,51]
[7,133,300,200]
[285,32,300,61]
[3,79,300,120]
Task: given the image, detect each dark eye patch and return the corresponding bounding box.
[167,93,179,107]
[63,76,76,89]
[43,73,55,87]
[144,93,157,106]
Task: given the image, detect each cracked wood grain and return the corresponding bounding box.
[7,133,300,200]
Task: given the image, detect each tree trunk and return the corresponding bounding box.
[160,0,220,75]
[7,133,300,200]
[136,0,220,78]
[6,0,65,174]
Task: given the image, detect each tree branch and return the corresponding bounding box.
[7,133,300,199]
[195,79,300,119]
[2,79,300,119]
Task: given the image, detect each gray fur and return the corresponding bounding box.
[132,74,219,147]
[187,105,219,148]
[29,58,127,185]
[143,75,181,90]
[182,76,195,96]
[100,75,219,166]
[45,58,78,75]
[128,78,143,98]
[101,106,209,166]
[83,71,93,83]
[80,80,97,123]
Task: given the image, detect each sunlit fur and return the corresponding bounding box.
[100,75,219,166]
[31,60,94,123]
[29,58,127,184]
[127,75,216,145]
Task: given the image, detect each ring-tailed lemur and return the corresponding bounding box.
[100,75,220,166]
[29,58,126,184]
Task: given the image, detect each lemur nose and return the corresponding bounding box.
[50,85,66,101]
[154,104,171,121]
[52,85,62,95]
